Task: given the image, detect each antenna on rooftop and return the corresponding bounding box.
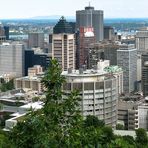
[89,1,91,7]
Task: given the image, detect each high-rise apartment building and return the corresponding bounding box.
[28,32,44,49]
[76,5,104,42]
[117,44,137,93]
[0,43,25,77]
[50,17,75,71]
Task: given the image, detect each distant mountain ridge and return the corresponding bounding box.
[30,15,75,20]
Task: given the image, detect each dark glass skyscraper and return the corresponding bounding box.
[76,5,104,42]
[53,16,73,34]
[4,26,9,40]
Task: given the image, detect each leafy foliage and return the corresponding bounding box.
[3,59,148,147]
[0,79,14,92]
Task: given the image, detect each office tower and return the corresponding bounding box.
[28,32,44,49]
[50,17,75,71]
[4,26,9,40]
[0,43,25,77]
[141,54,148,97]
[0,25,6,44]
[53,16,73,34]
[0,25,5,36]
[88,41,120,68]
[104,26,115,41]
[62,61,121,128]
[136,27,148,54]
[25,50,50,76]
[24,50,34,76]
[117,44,137,93]
[77,27,95,68]
[76,5,104,42]
[69,22,76,33]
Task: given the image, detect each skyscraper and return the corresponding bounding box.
[117,44,137,93]
[104,26,115,41]
[25,50,50,76]
[136,27,148,54]
[77,27,95,68]
[50,17,75,71]
[141,53,148,97]
[0,42,25,77]
[76,5,104,42]
[4,26,9,40]
[28,32,44,49]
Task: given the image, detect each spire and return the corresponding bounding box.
[89,1,91,7]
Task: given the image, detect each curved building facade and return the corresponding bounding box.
[62,69,118,128]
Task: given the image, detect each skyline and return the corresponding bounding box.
[1,0,148,19]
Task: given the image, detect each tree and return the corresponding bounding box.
[84,115,105,128]
[0,79,14,92]
[0,129,12,148]
[135,128,148,147]
[32,96,40,102]
[116,123,124,130]
[10,59,83,147]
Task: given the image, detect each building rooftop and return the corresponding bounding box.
[16,75,43,81]
[62,69,108,77]
[53,16,73,34]
[19,101,43,110]
[104,65,122,73]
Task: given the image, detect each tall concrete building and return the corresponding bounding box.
[104,26,115,41]
[49,17,75,71]
[77,27,95,68]
[28,32,44,49]
[141,54,148,97]
[62,61,122,128]
[0,43,25,77]
[136,104,148,130]
[88,41,120,68]
[117,44,137,93]
[76,5,104,42]
[136,27,148,53]
[0,25,6,44]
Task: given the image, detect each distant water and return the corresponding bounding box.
[10,34,28,40]
[1,18,148,23]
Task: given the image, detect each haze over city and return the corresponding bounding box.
[0,0,148,19]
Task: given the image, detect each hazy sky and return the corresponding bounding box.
[0,0,148,19]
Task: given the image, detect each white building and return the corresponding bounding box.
[136,104,148,130]
[117,44,137,93]
[0,42,25,77]
[62,61,123,128]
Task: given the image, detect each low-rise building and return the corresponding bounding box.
[14,75,43,93]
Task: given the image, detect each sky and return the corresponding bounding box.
[0,0,148,19]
